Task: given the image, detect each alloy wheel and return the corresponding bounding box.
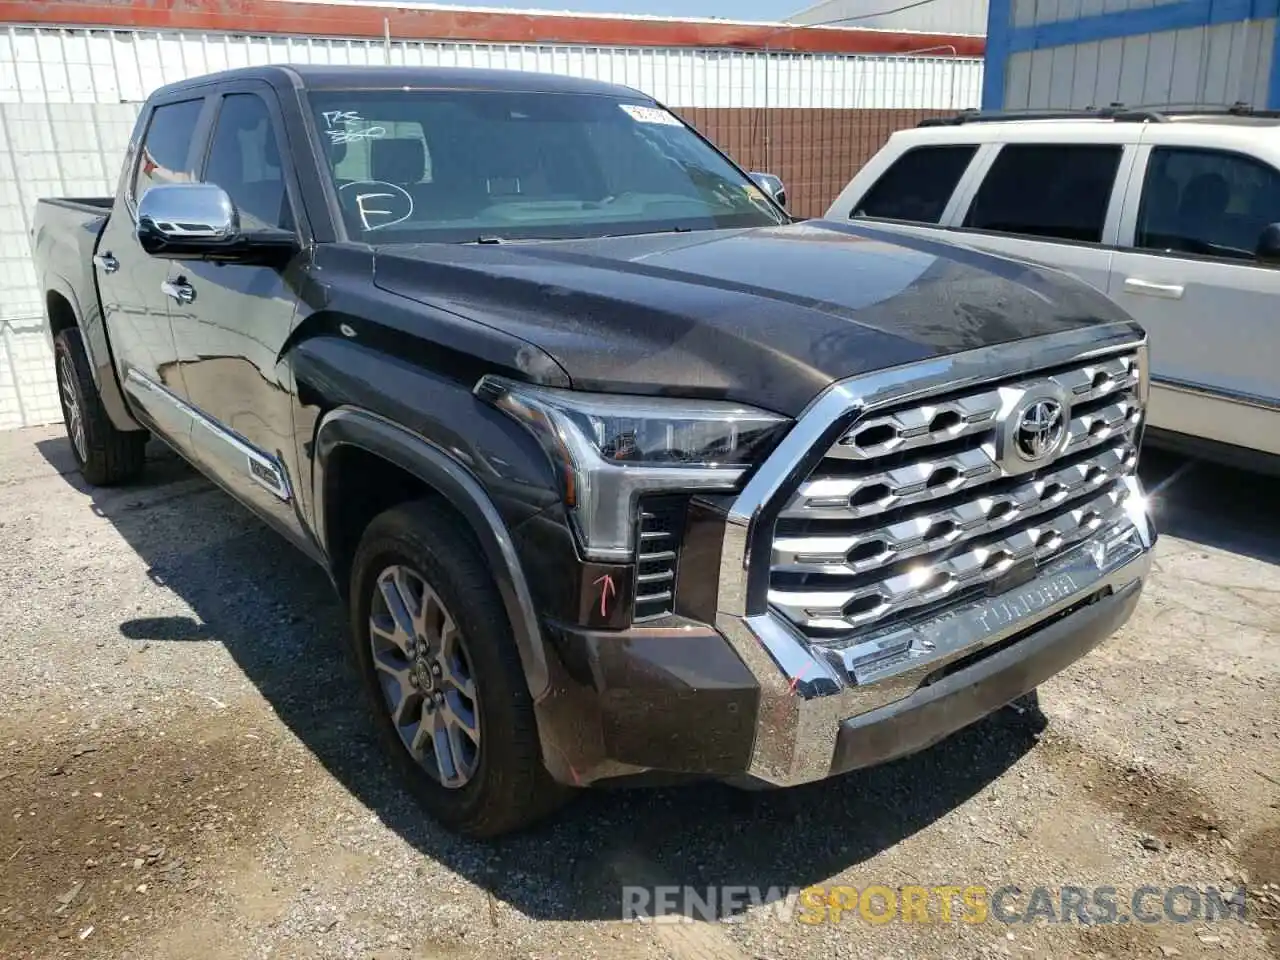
[368,564,480,788]
[58,352,87,462]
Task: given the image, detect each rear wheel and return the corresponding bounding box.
[349,500,568,838]
[53,327,147,486]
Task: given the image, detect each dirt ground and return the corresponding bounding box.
[0,424,1276,960]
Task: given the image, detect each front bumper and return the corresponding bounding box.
[831,576,1141,775]
[536,490,1153,787]
[717,482,1154,787]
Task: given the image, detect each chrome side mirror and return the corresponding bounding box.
[749,171,787,208]
[136,183,240,258]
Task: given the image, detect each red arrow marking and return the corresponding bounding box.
[592,573,617,617]
[787,663,812,695]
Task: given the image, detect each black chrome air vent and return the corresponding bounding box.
[633,496,688,623]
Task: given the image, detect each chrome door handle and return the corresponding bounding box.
[93,252,119,274]
[1122,277,1184,299]
[160,279,195,304]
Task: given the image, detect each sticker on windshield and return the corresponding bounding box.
[619,104,683,127]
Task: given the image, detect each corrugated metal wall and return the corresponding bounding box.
[1005,18,1274,109]
[0,24,982,430]
[0,27,983,108]
[993,0,1277,110]
[789,0,989,37]
[1,100,140,429]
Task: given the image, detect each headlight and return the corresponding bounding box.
[476,376,790,561]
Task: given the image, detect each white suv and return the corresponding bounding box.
[826,107,1280,471]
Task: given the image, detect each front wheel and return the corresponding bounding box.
[349,500,568,838]
[53,327,147,486]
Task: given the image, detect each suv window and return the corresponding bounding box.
[131,99,203,206]
[203,93,292,231]
[963,144,1121,243]
[1136,147,1280,261]
[851,145,976,223]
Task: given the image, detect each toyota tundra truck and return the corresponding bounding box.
[31,65,1156,838]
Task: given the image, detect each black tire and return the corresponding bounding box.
[349,499,569,838]
[53,327,147,486]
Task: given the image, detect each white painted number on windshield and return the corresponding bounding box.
[321,109,386,145]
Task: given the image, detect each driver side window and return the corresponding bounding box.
[202,93,293,232]
[1135,147,1280,262]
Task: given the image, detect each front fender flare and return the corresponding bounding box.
[313,407,550,701]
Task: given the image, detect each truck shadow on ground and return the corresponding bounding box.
[35,436,1265,922]
[1140,447,1280,566]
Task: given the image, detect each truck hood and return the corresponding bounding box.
[372,219,1130,416]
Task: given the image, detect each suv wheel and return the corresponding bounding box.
[53,327,147,485]
[349,500,568,838]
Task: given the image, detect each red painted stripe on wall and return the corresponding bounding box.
[0,0,985,56]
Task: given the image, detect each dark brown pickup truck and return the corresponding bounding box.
[33,64,1157,837]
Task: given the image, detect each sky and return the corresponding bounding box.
[388,0,812,21]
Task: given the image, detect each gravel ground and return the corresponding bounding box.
[0,424,1276,960]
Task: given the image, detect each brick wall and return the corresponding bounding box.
[678,108,948,219]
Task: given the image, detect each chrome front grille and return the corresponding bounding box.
[768,349,1144,638]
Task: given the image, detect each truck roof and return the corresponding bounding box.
[149,64,647,101]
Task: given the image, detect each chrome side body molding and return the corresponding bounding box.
[123,368,292,502]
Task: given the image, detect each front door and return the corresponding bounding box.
[1108,144,1280,456]
[166,83,312,545]
[96,95,206,446]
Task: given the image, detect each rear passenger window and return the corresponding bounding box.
[851,145,976,224]
[963,145,1121,243]
[131,99,204,207]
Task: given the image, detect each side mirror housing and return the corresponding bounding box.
[748,171,787,209]
[1257,223,1280,264]
[136,183,293,263]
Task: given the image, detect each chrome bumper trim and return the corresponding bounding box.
[709,325,1154,787]
[719,494,1152,786]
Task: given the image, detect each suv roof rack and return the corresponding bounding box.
[918,101,1280,127]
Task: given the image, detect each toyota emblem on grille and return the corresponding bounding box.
[994,385,1072,476]
[1015,399,1066,461]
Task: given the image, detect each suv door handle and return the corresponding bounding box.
[1122,277,1184,299]
[93,252,119,274]
[160,279,195,304]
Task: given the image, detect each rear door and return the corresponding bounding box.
[943,140,1134,295]
[96,94,208,444]
[166,81,313,543]
[1107,139,1280,456]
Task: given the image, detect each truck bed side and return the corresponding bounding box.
[33,197,142,432]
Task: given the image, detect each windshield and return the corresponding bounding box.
[307,89,787,243]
